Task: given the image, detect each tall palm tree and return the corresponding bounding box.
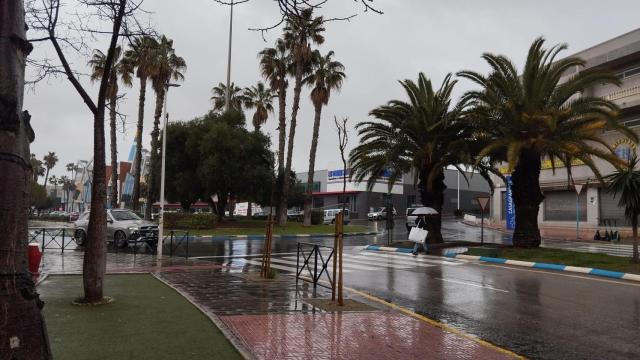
[145,35,186,220]
[302,50,346,226]
[605,156,640,263]
[211,82,243,112]
[124,36,160,211]
[243,82,275,131]
[30,153,45,183]
[89,46,132,209]
[259,39,291,179]
[43,151,58,187]
[48,175,59,206]
[458,37,638,248]
[279,8,325,226]
[350,73,471,243]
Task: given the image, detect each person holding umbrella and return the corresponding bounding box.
[408,207,438,255]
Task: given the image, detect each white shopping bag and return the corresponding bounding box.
[408,226,428,244]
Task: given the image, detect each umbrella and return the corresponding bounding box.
[412,207,438,215]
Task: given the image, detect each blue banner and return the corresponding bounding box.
[505,176,516,230]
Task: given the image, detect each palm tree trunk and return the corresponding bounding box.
[0,2,51,356]
[145,87,165,220]
[43,167,50,188]
[275,84,287,223]
[419,167,446,244]
[303,104,323,226]
[632,213,639,263]
[132,75,146,211]
[84,110,108,302]
[109,91,119,209]
[511,150,543,248]
[279,63,304,226]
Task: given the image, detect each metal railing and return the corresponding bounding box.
[295,242,334,289]
[28,227,77,253]
[167,230,191,258]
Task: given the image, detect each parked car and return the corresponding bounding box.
[287,209,304,222]
[322,209,350,225]
[69,212,80,221]
[367,207,397,221]
[406,207,418,231]
[252,211,269,220]
[73,209,158,248]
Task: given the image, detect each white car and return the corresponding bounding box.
[323,209,350,225]
[367,207,397,221]
[406,207,418,231]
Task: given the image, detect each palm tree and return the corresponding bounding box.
[89,46,132,210]
[243,82,275,131]
[145,35,186,220]
[43,151,58,187]
[302,50,346,226]
[605,156,640,262]
[279,8,325,226]
[48,175,59,206]
[124,36,160,211]
[211,82,243,112]
[30,153,45,183]
[350,73,471,243]
[458,37,638,248]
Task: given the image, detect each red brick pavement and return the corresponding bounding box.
[221,312,515,360]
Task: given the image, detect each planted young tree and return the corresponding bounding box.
[145,35,186,220]
[279,8,325,226]
[459,38,638,248]
[243,82,275,131]
[124,35,159,212]
[302,50,345,226]
[89,46,132,209]
[42,151,57,186]
[605,156,640,262]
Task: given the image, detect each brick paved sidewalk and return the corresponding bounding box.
[156,270,518,360]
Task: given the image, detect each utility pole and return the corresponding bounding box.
[224,0,234,112]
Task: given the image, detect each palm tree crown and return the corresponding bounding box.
[259,39,290,93]
[283,8,325,67]
[304,50,346,107]
[151,35,186,93]
[243,82,275,131]
[88,46,132,99]
[211,82,243,112]
[123,36,160,81]
[605,156,640,261]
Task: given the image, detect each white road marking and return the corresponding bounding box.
[286,254,415,270]
[269,257,375,271]
[358,251,464,265]
[191,252,297,259]
[238,258,352,274]
[433,277,509,293]
[343,254,436,269]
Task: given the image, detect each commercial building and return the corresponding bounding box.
[489,28,640,230]
[296,167,490,219]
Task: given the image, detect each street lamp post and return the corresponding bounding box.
[224,0,234,112]
[574,183,584,240]
[476,196,490,246]
[157,83,181,260]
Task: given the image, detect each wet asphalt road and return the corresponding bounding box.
[34,219,640,359]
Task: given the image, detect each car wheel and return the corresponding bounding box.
[331,219,335,224]
[75,230,86,246]
[114,231,128,248]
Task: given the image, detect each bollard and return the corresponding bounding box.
[28,243,43,281]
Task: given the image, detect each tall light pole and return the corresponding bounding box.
[224,0,234,112]
[157,83,181,260]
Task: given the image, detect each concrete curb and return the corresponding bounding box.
[189,231,378,240]
[446,253,640,282]
[364,245,414,254]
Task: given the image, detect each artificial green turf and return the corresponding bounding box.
[466,247,640,274]
[188,223,368,236]
[39,274,242,360]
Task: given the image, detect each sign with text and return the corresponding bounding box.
[505,176,516,230]
[326,168,403,194]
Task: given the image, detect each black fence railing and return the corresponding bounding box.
[295,242,335,289]
[29,227,77,253]
[167,230,191,258]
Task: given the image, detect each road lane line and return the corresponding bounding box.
[433,277,509,293]
[191,252,297,259]
[284,255,414,270]
[359,251,464,265]
[342,254,435,269]
[270,257,376,271]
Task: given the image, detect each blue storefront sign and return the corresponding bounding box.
[505,176,516,230]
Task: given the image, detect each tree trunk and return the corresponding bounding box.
[43,168,49,189]
[419,167,446,244]
[632,213,639,263]
[83,110,108,302]
[109,91,119,209]
[216,196,228,222]
[0,1,52,357]
[132,75,146,211]
[275,84,287,222]
[303,104,322,227]
[511,150,543,248]
[145,87,164,220]
[279,61,304,226]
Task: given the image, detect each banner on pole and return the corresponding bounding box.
[505,176,516,230]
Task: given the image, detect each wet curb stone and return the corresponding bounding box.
[191,231,378,240]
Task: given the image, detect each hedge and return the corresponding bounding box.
[310,210,324,225]
[163,212,215,230]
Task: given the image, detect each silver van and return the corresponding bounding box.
[322,209,350,225]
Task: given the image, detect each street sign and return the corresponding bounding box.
[476,196,490,211]
[574,184,584,195]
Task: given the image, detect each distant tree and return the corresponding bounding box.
[243,82,275,131]
[605,156,640,263]
[31,182,52,212]
[43,151,58,186]
[302,50,345,226]
[211,82,244,112]
[30,153,45,183]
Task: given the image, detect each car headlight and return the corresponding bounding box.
[128,227,139,231]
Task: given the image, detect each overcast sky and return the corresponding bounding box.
[25,0,640,179]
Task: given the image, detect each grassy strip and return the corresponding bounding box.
[466,247,640,274]
[187,224,369,236]
[40,274,242,360]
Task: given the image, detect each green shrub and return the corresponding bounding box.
[164,213,215,230]
[310,209,324,225]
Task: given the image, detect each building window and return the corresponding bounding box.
[617,66,640,80]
